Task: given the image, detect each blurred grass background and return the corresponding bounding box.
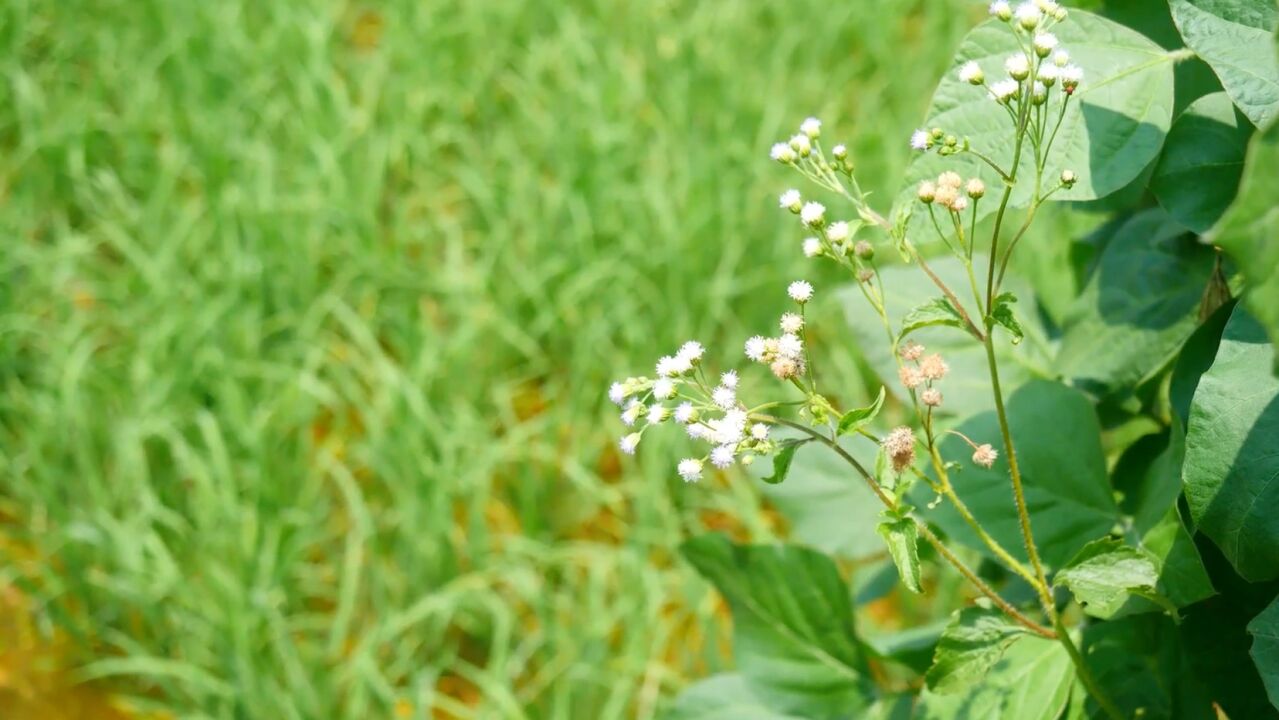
[0,0,979,717]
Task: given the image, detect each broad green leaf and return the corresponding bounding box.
[1248,594,1279,711]
[916,634,1073,720]
[988,292,1024,344]
[1184,306,1279,581]
[664,674,805,720]
[1169,299,1238,427]
[1054,538,1167,619]
[1081,614,1215,720]
[1151,92,1255,233]
[924,605,1031,694]
[900,296,968,338]
[877,515,922,594]
[1208,123,1279,363]
[1055,207,1215,396]
[918,379,1119,567]
[757,438,884,561]
[762,438,809,485]
[1169,0,1279,128]
[837,387,886,437]
[866,619,950,675]
[839,256,1053,414]
[680,535,877,717]
[896,10,1175,233]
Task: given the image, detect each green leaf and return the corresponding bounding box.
[917,380,1119,567]
[1184,305,1279,581]
[1151,91,1255,233]
[1080,614,1215,720]
[896,10,1175,234]
[866,620,950,675]
[924,605,1032,695]
[900,296,967,338]
[679,535,877,718]
[1248,594,1279,712]
[664,674,805,720]
[757,438,885,561]
[1054,538,1168,619]
[1169,0,1279,129]
[916,633,1073,720]
[989,292,1024,344]
[837,387,886,437]
[762,438,809,485]
[876,515,922,594]
[1208,122,1279,364]
[1055,207,1216,396]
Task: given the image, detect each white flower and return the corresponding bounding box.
[800,117,822,139]
[1053,50,1070,67]
[712,385,736,410]
[951,196,969,212]
[678,458,704,482]
[779,189,802,211]
[1061,64,1083,92]
[709,413,746,445]
[989,79,1020,102]
[720,370,739,389]
[770,142,796,163]
[1038,63,1059,86]
[779,313,804,334]
[787,280,814,303]
[910,129,930,151]
[710,445,736,469]
[687,423,707,440]
[789,133,812,156]
[800,202,826,227]
[655,356,677,377]
[831,144,848,159]
[653,378,676,400]
[667,354,693,376]
[609,382,627,405]
[678,341,705,363]
[1031,81,1048,104]
[622,400,645,426]
[778,333,804,358]
[619,433,641,455]
[1035,0,1061,14]
[989,0,1012,20]
[1005,53,1030,80]
[674,402,696,424]
[1015,1,1042,29]
[1033,32,1058,57]
[745,335,767,362]
[959,61,984,85]
[750,423,769,441]
[802,237,823,257]
[647,405,668,424]
[826,221,851,243]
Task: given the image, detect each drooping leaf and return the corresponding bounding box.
[1055,207,1216,396]
[989,292,1025,344]
[877,514,922,594]
[924,605,1032,694]
[664,674,805,720]
[1208,122,1279,364]
[1184,306,1279,581]
[1141,504,1217,609]
[917,379,1119,567]
[762,438,809,485]
[900,296,968,339]
[1054,538,1169,619]
[1248,594,1279,712]
[1151,91,1255,233]
[837,387,886,437]
[679,535,877,717]
[916,633,1073,720]
[1169,0,1279,128]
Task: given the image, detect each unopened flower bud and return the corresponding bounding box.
[854,240,874,259]
[832,143,848,160]
[966,178,986,199]
[857,268,875,284]
[1031,81,1048,105]
[1060,169,1077,187]
[789,133,812,157]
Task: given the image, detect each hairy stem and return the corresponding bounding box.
[1055,616,1125,720]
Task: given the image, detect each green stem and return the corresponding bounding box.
[1055,616,1126,720]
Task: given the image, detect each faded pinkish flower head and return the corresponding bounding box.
[937,171,963,189]
[921,388,943,407]
[899,365,924,390]
[771,357,802,380]
[900,341,925,361]
[973,443,999,468]
[883,426,917,473]
[920,353,950,381]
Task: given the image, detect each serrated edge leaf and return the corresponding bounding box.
[763,439,810,485]
[877,516,922,594]
[924,604,1031,694]
[990,292,1025,345]
[838,387,887,437]
[900,296,966,339]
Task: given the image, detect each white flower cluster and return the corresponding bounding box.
[771,116,824,164]
[917,171,984,213]
[743,282,819,382]
[975,2,1083,107]
[778,188,875,264]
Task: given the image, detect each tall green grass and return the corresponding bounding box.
[0,0,974,716]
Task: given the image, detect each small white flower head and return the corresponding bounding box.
[966,178,986,199]
[802,237,823,258]
[687,422,707,440]
[674,402,697,424]
[831,144,848,160]
[678,458,703,482]
[712,385,737,410]
[778,333,804,358]
[921,388,943,407]
[656,355,678,377]
[910,129,931,151]
[989,78,1020,103]
[771,142,797,164]
[779,189,803,213]
[1036,0,1063,18]
[1061,64,1083,93]
[1038,63,1059,87]
[619,433,641,455]
[899,365,924,390]
[1015,1,1042,30]
[920,353,949,381]
[720,369,739,389]
[710,445,736,469]
[1033,32,1058,57]
[917,180,937,204]
[1060,169,1078,188]
[950,196,969,212]
[788,133,812,157]
[653,377,676,400]
[900,340,925,361]
[716,409,748,445]
[826,220,851,243]
[1005,53,1031,81]
[800,202,826,228]
[1052,50,1070,67]
[882,426,918,473]
[973,443,999,469]
[678,340,705,364]
[622,400,645,426]
[609,382,627,406]
[937,171,963,189]
[669,354,694,376]
[750,423,769,441]
[1031,81,1048,105]
[745,335,767,362]
[779,312,804,334]
[989,0,1013,20]
[787,280,814,304]
[800,117,822,139]
[647,404,669,424]
[959,60,985,85]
